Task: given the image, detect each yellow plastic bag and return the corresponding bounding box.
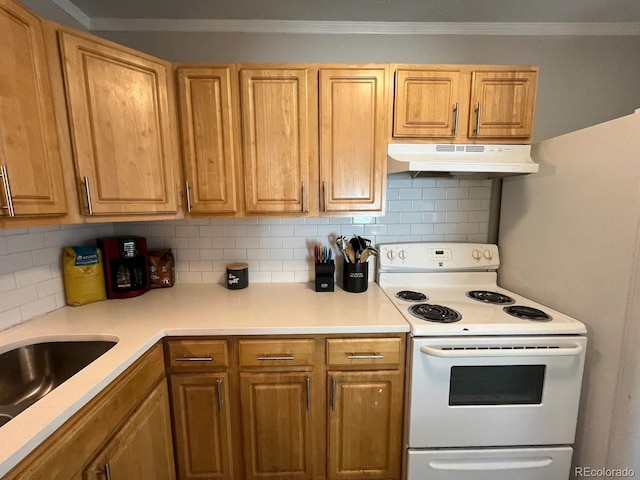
[63,247,107,306]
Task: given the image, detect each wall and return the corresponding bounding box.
[0,223,112,331]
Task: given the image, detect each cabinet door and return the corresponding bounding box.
[0,0,67,218]
[240,372,313,480]
[328,370,403,480]
[177,66,238,215]
[59,30,178,215]
[319,68,388,213]
[239,68,312,214]
[393,69,462,138]
[469,70,538,138]
[170,373,236,480]
[83,379,176,480]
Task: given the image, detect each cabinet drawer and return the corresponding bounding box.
[167,339,229,370]
[238,339,314,367]
[326,338,402,368]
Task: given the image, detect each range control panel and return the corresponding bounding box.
[378,243,500,271]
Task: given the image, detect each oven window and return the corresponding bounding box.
[449,365,545,406]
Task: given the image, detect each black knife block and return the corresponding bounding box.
[343,261,368,293]
[315,261,335,292]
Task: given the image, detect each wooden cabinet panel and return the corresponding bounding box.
[469,70,538,138]
[167,339,229,372]
[240,68,312,214]
[394,68,462,138]
[170,373,236,480]
[238,338,315,367]
[319,68,388,213]
[177,66,238,214]
[240,372,313,480]
[59,30,178,215]
[326,337,402,368]
[328,370,404,480]
[84,378,175,480]
[0,0,67,218]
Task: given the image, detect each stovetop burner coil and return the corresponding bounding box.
[409,303,462,323]
[395,290,428,302]
[467,290,515,305]
[503,305,552,321]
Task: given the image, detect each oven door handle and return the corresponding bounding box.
[429,457,553,471]
[419,343,584,358]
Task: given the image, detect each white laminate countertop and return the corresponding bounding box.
[0,282,409,477]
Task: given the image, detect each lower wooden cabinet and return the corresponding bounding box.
[5,344,174,480]
[170,373,236,480]
[239,372,314,480]
[328,370,404,480]
[83,378,176,480]
[166,335,405,480]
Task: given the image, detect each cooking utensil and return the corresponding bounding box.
[345,242,356,264]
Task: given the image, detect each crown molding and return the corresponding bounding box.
[49,1,640,36]
[89,19,640,36]
[52,0,92,29]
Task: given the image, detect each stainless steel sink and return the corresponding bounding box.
[0,340,117,427]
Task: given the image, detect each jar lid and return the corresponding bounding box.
[227,262,248,270]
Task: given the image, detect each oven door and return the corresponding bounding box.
[408,336,586,447]
[406,446,573,480]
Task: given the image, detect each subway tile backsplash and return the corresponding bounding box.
[0,175,491,331]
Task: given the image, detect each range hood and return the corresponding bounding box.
[387,143,538,178]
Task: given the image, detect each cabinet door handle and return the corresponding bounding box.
[346,352,384,360]
[322,181,328,212]
[256,354,295,361]
[452,102,460,136]
[301,181,308,213]
[216,378,224,412]
[306,376,311,411]
[83,176,94,215]
[0,165,15,217]
[474,102,482,136]
[175,356,214,362]
[185,180,192,213]
[96,462,112,480]
[331,376,337,411]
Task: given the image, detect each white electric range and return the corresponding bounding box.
[377,242,587,480]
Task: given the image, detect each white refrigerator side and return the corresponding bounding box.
[498,111,640,474]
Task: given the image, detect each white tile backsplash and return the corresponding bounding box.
[0,223,114,331]
[0,175,492,331]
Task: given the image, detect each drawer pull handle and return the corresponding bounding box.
[96,462,112,480]
[256,354,295,361]
[346,352,384,360]
[175,356,214,362]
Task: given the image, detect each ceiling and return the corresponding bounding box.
[51,0,640,34]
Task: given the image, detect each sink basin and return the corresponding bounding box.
[0,340,117,427]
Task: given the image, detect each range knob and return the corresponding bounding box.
[398,249,407,261]
[472,249,482,261]
[483,249,493,260]
[386,249,396,260]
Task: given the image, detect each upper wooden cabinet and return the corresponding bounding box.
[469,69,538,138]
[0,0,67,219]
[239,67,315,215]
[393,68,462,138]
[59,30,179,216]
[176,66,239,215]
[393,65,538,143]
[319,67,389,213]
